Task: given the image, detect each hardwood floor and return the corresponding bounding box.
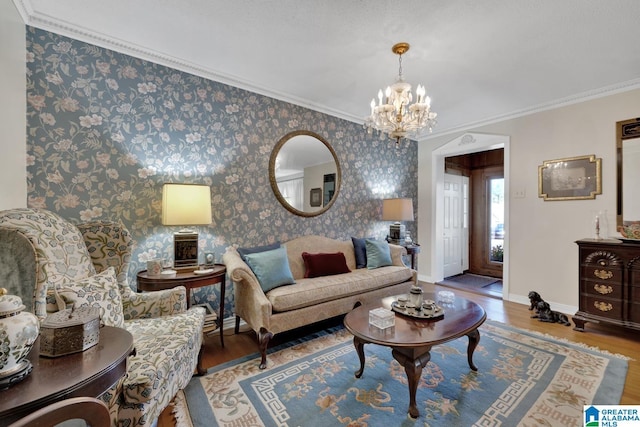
[159,283,640,426]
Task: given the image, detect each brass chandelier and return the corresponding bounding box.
[364,42,437,148]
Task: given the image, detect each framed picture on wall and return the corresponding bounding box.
[538,154,602,201]
[310,188,322,207]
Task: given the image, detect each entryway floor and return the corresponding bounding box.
[436,273,503,299]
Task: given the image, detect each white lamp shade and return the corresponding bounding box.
[162,183,212,226]
[382,198,414,222]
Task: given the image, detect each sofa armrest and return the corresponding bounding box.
[389,244,408,267]
[222,247,272,332]
[122,286,187,320]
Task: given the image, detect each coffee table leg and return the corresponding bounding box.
[466,328,480,371]
[353,336,366,378]
[392,349,431,419]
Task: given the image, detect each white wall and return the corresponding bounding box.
[0,0,26,209]
[418,89,640,312]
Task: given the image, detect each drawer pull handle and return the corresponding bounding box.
[593,269,613,280]
[594,301,613,312]
[593,284,613,295]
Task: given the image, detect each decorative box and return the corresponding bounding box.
[39,307,100,357]
[369,307,395,330]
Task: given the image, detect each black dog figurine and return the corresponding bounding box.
[527,291,544,311]
[532,301,571,326]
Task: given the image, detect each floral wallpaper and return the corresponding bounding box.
[24,27,418,319]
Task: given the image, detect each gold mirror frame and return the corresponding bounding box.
[269,130,342,217]
[616,117,640,228]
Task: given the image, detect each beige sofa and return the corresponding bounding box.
[223,235,416,368]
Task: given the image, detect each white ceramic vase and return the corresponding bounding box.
[0,288,40,378]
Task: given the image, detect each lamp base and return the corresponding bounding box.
[174,232,199,268]
[389,223,406,241]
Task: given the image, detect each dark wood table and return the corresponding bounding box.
[137,264,226,347]
[0,326,133,426]
[343,292,486,418]
[404,244,421,270]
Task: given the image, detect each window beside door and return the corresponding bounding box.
[489,178,504,263]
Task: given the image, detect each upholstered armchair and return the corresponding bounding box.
[0,208,205,427]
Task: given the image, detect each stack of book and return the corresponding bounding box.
[194,303,218,334]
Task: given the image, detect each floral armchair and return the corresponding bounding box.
[0,208,205,427]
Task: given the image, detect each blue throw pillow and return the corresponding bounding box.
[237,242,281,262]
[243,246,295,292]
[351,237,368,269]
[365,239,392,269]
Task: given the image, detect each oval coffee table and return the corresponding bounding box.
[343,293,486,418]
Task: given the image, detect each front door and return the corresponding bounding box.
[469,166,504,277]
[443,173,468,277]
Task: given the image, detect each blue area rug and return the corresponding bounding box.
[175,320,628,426]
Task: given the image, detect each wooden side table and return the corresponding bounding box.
[0,326,134,425]
[404,244,421,270]
[136,264,226,347]
[386,239,421,270]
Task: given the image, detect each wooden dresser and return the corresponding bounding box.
[574,238,640,332]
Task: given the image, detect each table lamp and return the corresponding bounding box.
[162,183,212,268]
[382,198,414,243]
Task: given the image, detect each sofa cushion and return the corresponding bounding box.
[58,267,125,328]
[244,246,295,292]
[302,252,351,278]
[122,307,205,405]
[365,239,392,269]
[351,237,369,269]
[237,241,280,262]
[267,266,413,312]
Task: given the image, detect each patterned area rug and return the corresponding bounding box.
[173,320,628,427]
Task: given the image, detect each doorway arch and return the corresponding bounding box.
[430,133,511,297]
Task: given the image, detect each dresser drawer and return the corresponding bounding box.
[580,280,623,299]
[579,295,623,320]
[581,265,623,284]
[630,267,640,287]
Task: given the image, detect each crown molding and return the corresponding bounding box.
[420,78,640,142]
[14,1,640,139]
[14,0,361,125]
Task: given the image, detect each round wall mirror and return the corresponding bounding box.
[269,130,341,217]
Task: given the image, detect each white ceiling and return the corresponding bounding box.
[14,0,640,140]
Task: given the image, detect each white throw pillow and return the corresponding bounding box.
[58,267,125,328]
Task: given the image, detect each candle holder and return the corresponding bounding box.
[593,210,609,240]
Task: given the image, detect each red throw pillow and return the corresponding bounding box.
[301,252,351,278]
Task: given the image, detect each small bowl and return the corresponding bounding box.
[437,290,455,304]
[161,269,177,278]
